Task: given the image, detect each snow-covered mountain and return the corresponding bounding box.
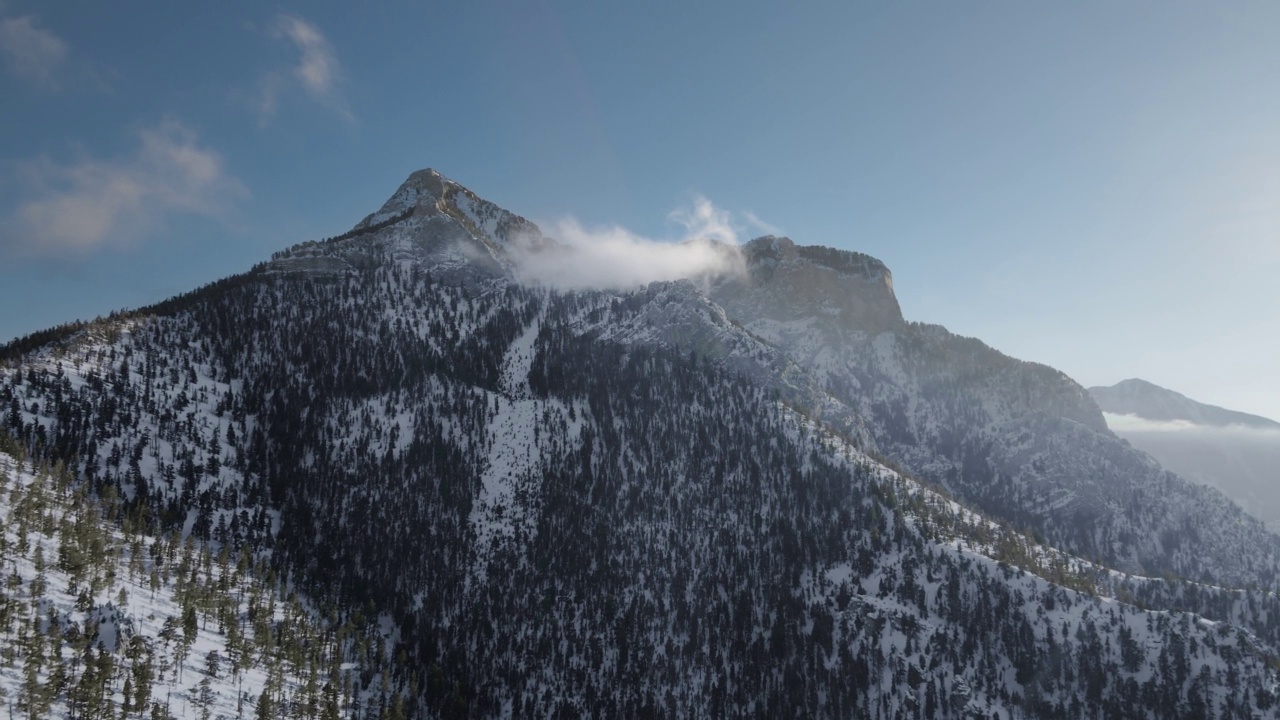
[706,237,1280,588]
[3,168,1280,718]
[1092,379,1280,531]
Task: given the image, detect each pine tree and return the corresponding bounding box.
[19,626,48,720]
[254,689,274,720]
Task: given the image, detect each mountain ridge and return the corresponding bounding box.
[3,167,1280,717]
[1090,377,1280,430]
[6,167,1277,586]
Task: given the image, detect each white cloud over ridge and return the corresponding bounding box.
[5,120,247,257]
[260,14,351,124]
[0,12,68,87]
[509,196,755,290]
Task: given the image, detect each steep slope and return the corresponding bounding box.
[2,169,1280,717]
[0,442,404,719]
[709,236,1280,586]
[1092,379,1280,530]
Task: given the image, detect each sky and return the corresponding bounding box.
[0,1,1277,420]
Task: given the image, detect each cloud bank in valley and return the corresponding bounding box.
[1104,411,1280,530]
[1104,412,1280,438]
[509,196,762,290]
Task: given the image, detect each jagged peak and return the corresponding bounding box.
[397,167,452,202]
[349,168,546,259]
[353,167,457,230]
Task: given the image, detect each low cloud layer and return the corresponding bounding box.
[510,196,753,290]
[1104,412,1280,438]
[0,12,68,87]
[5,120,247,257]
[260,14,351,124]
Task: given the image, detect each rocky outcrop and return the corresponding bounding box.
[712,235,903,335]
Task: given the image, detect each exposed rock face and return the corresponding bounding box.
[354,167,454,227]
[351,167,549,267]
[712,235,903,336]
[269,168,554,282]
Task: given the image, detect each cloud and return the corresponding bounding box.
[1104,412,1280,438]
[1103,413,1200,433]
[743,211,783,237]
[259,14,351,124]
[0,13,68,87]
[667,196,739,245]
[509,197,752,290]
[4,120,248,257]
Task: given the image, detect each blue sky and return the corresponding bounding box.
[1,1,1277,419]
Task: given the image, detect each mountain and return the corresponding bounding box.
[709,236,1279,587]
[1091,378,1280,430]
[2,168,1280,718]
[1091,379,1280,531]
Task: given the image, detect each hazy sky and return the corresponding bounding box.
[1,2,1276,419]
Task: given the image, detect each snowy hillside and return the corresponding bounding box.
[3,168,1280,717]
[0,443,406,719]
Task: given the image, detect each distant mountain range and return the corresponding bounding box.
[1090,379,1280,531]
[1091,378,1280,430]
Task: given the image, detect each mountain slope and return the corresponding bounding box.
[0,442,405,720]
[708,236,1280,587]
[2,169,1279,718]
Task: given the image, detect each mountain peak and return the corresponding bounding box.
[350,168,545,255]
[401,166,447,191]
[1090,378,1280,429]
[353,167,461,230]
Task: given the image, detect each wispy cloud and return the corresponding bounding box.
[667,196,739,245]
[3,120,248,257]
[0,12,68,88]
[509,197,753,290]
[743,210,783,237]
[1103,413,1200,433]
[259,14,351,124]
